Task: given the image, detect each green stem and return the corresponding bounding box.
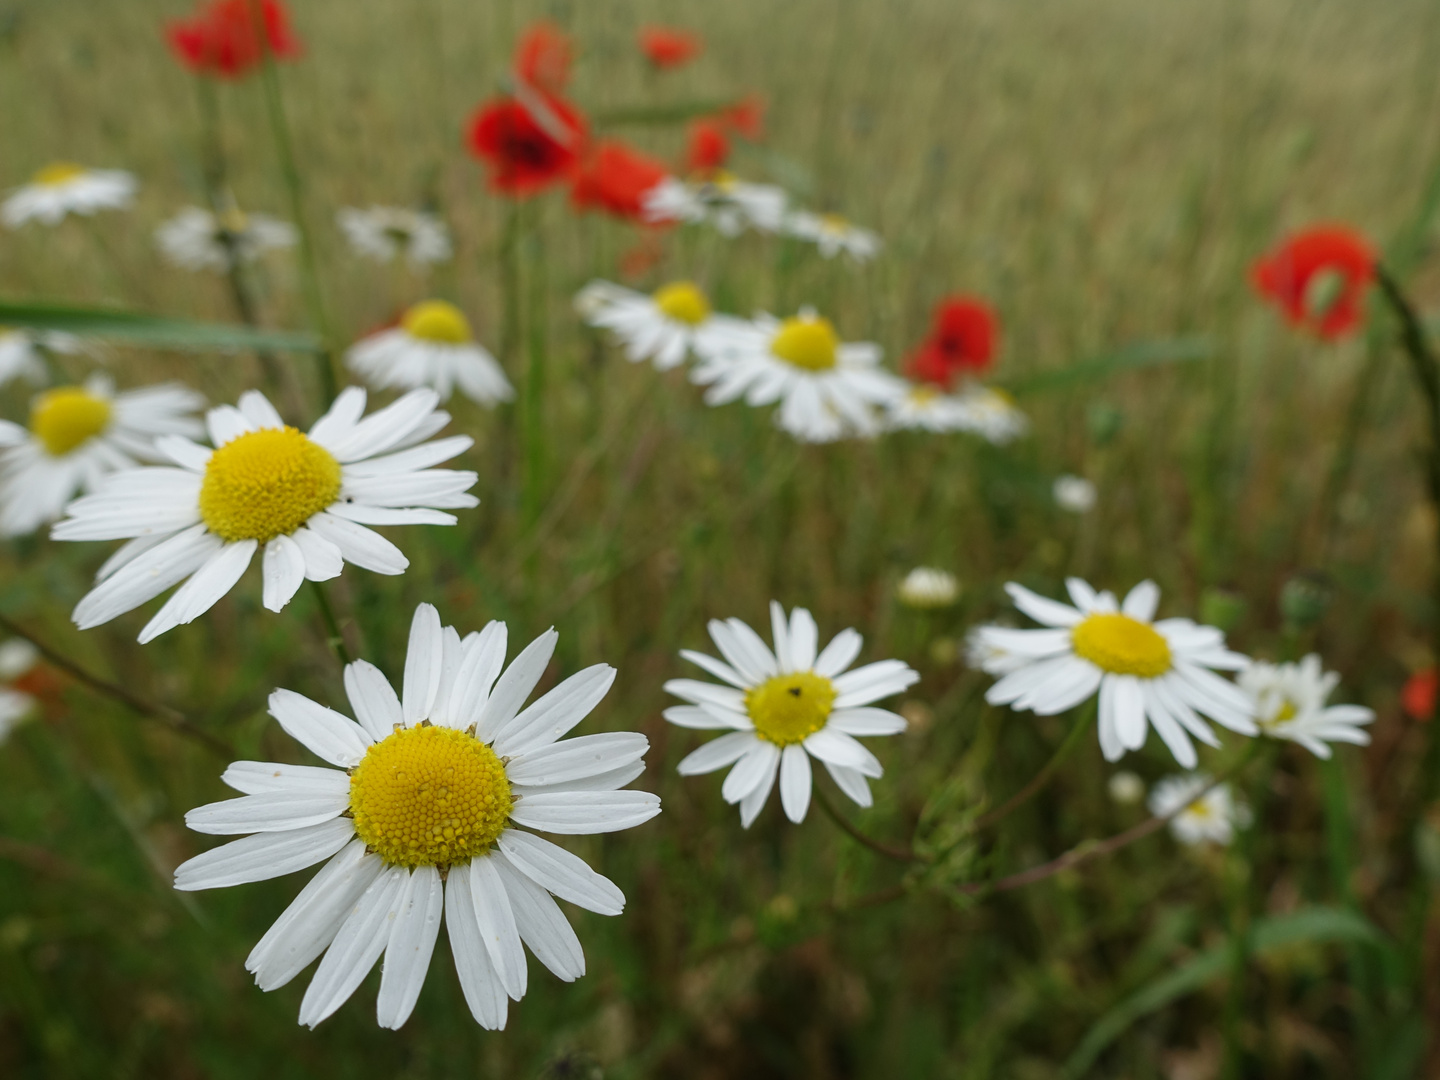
[309,580,352,666]
[1220,741,1275,1079]
[970,698,1098,832]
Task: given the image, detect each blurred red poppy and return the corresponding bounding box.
[166,0,301,78]
[515,20,572,95]
[467,95,587,196]
[906,297,1000,388]
[571,141,669,222]
[1252,226,1376,340]
[686,121,730,174]
[717,94,765,140]
[639,26,702,70]
[1403,667,1437,722]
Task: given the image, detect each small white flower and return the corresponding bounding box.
[0,376,204,538]
[642,174,788,237]
[972,578,1257,768]
[0,328,84,389]
[665,601,920,827]
[346,300,513,407]
[897,568,959,610]
[885,383,977,433]
[690,309,906,443]
[1149,773,1250,846]
[3,164,136,227]
[575,279,723,371]
[155,206,296,273]
[53,387,477,642]
[782,210,881,262]
[1107,770,1146,805]
[337,206,451,267]
[0,640,41,744]
[1238,654,1373,759]
[1053,475,1097,513]
[175,603,660,1030]
[954,385,1028,445]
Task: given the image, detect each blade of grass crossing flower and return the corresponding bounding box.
[0,299,319,354]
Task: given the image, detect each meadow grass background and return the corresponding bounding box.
[3,0,1440,1076]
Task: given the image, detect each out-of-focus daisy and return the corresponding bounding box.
[1238,654,1373,759]
[166,0,302,79]
[691,309,905,443]
[1053,474,1097,513]
[897,568,959,610]
[175,602,660,1030]
[346,301,513,407]
[570,142,669,224]
[885,384,976,434]
[0,640,42,744]
[639,26,701,69]
[0,328,83,389]
[782,210,881,262]
[0,377,204,539]
[3,165,137,228]
[155,206,296,273]
[575,280,723,371]
[965,625,1027,676]
[1149,773,1250,846]
[337,206,451,267]
[643,174,788,237]
[1252,225,1375,340]
[53,387,476,643]
[971,578,1257,768]
[953,385,1028,445]
[665,602,919,826]
[1107,770,1145,805]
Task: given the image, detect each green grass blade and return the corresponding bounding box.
[0,298,321,353]
[591,99,742,127]
[1004,337,1215,396]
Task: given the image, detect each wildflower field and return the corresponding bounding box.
[2,0,1440,1076]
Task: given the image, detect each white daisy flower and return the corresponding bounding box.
[0,376,204,538]
[642,174,788,237]
[0,640,41,744]
[174,602,661,1030]
[1148,773,1250,846]
[1053,475,1097,513]
[954,385,1028,445]
[345,301,513,407]
[155,206,296,273]
[972,578,1257,769]
[885,383,976,433]
[782,210,881,262]
[2,164,136,228]
[1106,770,1145,805]
[336,206,451,267]
[664,601,920,827]
[690,310,906,443]
[1238,654,1373,759]
[964,625,1029,676]
[574,279,727,371]
[52,387,476,643]
[897,568,959,610]
[0,328,84,389]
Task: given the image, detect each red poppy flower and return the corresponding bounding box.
[1252,225,1376,340]
[571,141,669,222]
[905,296,1000,388]
[639,26,701,70]
[515,20,572,95]
[717,94,765,140]
[1403,667,1437,722]
[166,0,301,79]
[467,94,587,196]
[686,120,730,174]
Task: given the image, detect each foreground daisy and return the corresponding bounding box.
[1238,655,1373,759]
[346,301,513,406]
[665,602,919,826]
[155,206,296,273]
[575,280,723,370]
[691,310,905,443]
[53,387,476,642]
[2,164,136,228]
[782,210,881,262]
[643,174,788,236]
[0,640,41,744]
[337,206,451,267]
[0,327,81,389]
[971,579,1257,768]
[1149,773,1250,847]
[175,603,660,1029]
[0,377,204,538]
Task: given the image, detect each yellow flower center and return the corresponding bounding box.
[1185,798,1214,820]
[1259,698,1298,730]
[33,162,86,187]
[401,299,472,344]
[30,387,112,457]
[745,671,836,746]
[349,724,514,868]
[820,213,849,233]
[652,281,711,326]
[217,208,249,236]
[908,385,941,405]
[771,316,840,372]
[198,427,341,543]
[1071,613,1172,678]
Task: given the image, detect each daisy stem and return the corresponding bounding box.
[969,697,1098,833]
[309,580,353,667]
[813,784,919,862]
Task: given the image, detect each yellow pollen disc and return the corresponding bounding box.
[198,427,341,544]
[821,213,849,232]
[652,281,711,325]
[909,385,941,405]
[30,388,112,457]
[771,316,840,372]
[217,208,249,235]
[1071,613,1172,678]
[401,299,473,344]
[746,671,837,746]
[33,162,86,186]
[349,725,514,868]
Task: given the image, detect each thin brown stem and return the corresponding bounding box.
[813,783,920,863]
[970,699,1097,832]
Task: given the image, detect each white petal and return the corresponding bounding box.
[238,390,285,430]
[679,649,749,690]
[293,526,344,581]
[467,858,527,1000]
[507,790,662,834]
[185,790,350,834]
[222,761,350,796]
[824,762,873,808]
[663,678,747,712]
[803,727,882,777]
[138,539,257,643]
[738,751,780,828]
[262,535,307,612]
[814,628,863,677]
[444,866,509,1029]
[298,865,407,1028]
[496,830,625,915]
[831,659,920,707]
[677,731,757,775]
[507,732,648,788]
[402,603,444,725]
[1005,582,1083,627]
[376,865,444,1029]
[722,741,781,803]
[305,513,408,575]
[770,601,794,671]
[788,608,819,671]
[1122,580,1160,622]
[491,852,585,981]
[448,621,508,733]
[828,707,907,737]
[1112,675,1148,751]
[476,629,557,742]
[493,664,616,757]
[268,688,372,767]
[71,525,221,629]
[344,660,403,742]
[779,744,813,822]
[174,818,354,891]
[662,705,751,730]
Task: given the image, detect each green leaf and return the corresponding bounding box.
[0,299,320,353]
[1064,907,1386,1078]
[1003,338,1214,396]
[591,99,740,127]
